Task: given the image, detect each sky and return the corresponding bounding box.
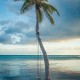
[0,0,80,55]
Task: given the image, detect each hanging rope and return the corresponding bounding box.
[39,45,42,80]
[36,37,42,80]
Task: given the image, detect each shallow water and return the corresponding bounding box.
[0,55,80,80]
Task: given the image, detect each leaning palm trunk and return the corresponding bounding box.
[14,0,59,80]
[36,9,50,80]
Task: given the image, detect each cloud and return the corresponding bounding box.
[0,0,80,44]
[11,33,21,44]
[0,17,80,44]
[0,38,80,55]
[0,20,36,44]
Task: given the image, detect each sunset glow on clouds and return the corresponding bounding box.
[0,38,80,55]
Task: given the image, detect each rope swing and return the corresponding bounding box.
[36,38,42,80]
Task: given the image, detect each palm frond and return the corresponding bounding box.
[14,0,59,24]
[41,1,59,15]
[37,8,43,22]
[21,0,33,13]
[46,11,54,24]
[44,9,54,24]
[48,4,60,15]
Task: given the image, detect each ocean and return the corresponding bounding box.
[0,55,80,80]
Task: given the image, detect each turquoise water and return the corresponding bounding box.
[0,55,80,80]
[0,55,80,60]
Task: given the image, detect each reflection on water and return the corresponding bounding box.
[50,60,80,80]
[0,59,80,80]
[0,60,44,80]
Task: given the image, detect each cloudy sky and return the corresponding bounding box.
[0,0,80,55]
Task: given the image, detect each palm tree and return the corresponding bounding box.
[14,0,59,80]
